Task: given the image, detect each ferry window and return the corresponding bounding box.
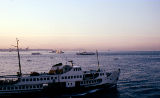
[51,77,53,80]
[44,78,46,80]
[68,76,70,79]
[15,87,18,89]
[55,77,57,79]
[19,86,22,89]
[33,78,36,81]
[26,79,29,81]
[33,85,36,88]
[26,86,29,89]
[22,79,25,82]
[62,76,64,79]
[11,87,14,90]
[30,85,32,88]
[47,77,50,80]
[37,85,40,88]
[37,78,39,81]
[106,73,111,77]
[30,78,32,81]
[3,87,6,90]
[77,75,79,78]
[80,75,82,78]
[7,87,10,90]
[71,76,73,79]
[65,76,67,79]
[74,76,76,78]
[40,85,42,88]
[22,86,25,89]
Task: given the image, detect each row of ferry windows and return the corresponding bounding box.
[61,75,82,79]
[80,79,102,85]
[0,85,42,90]
[73,68,81,71]
[21,77,57,82]
[21,75,82,82]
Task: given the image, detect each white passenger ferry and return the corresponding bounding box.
[0,39,120,95]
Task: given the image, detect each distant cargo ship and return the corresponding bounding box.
[31,52,41,55]
[76,51,95,55]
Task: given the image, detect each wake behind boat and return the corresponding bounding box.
[0,39,120,96]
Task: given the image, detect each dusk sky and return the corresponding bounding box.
[0,0,160,51]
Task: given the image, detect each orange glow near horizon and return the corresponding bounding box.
[0,0,160,51]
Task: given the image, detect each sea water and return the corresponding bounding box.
[0,51,160,98]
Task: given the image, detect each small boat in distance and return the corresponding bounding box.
[31,52,41,55]
[56,50,64,54]
[76,51,95,55]
[49,50,56,53]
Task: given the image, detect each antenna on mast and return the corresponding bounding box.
[12,38,22,77]
[96,50,100,70]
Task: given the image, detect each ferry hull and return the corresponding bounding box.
[44,83,117,95]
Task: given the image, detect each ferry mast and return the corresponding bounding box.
[15,38,22,76]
